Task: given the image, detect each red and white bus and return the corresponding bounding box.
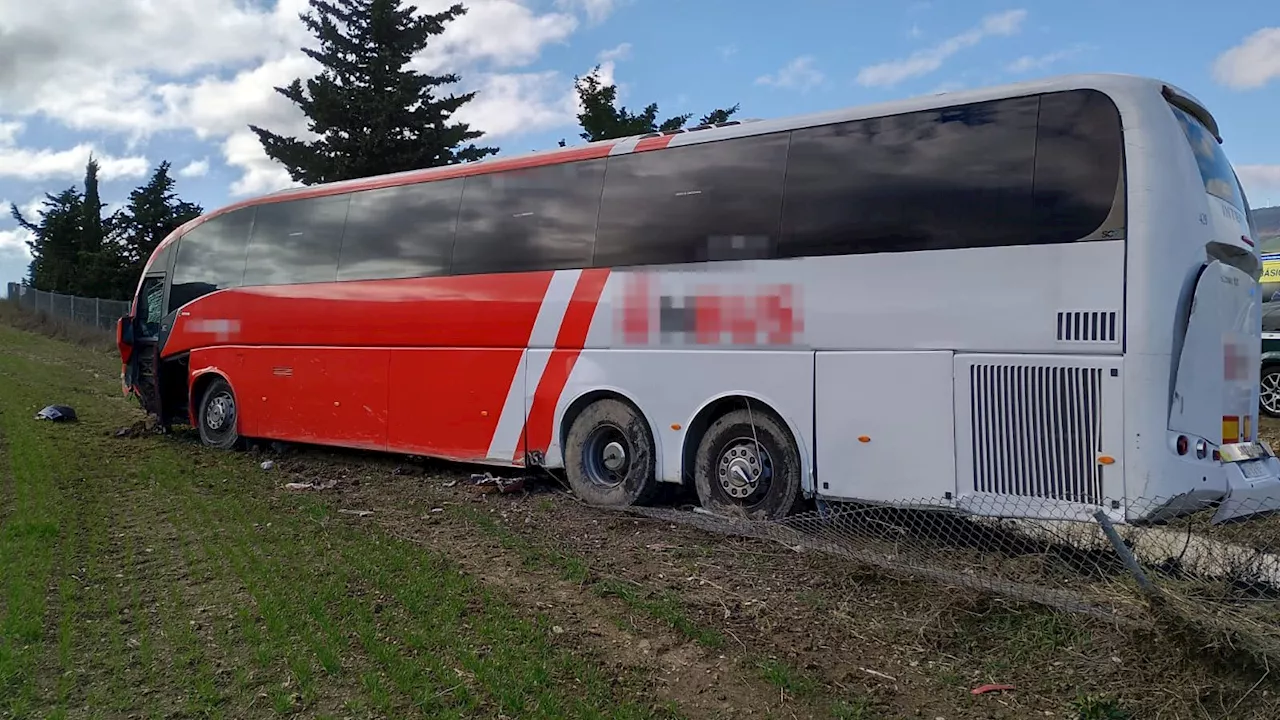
[118,73,1279,524]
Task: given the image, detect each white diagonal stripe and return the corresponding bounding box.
[486,270,582,461]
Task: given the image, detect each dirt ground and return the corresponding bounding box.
[231,437,1280,720]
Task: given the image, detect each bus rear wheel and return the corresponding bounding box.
[563,398,660,508]
[693,408,802,521]
[197,377,241,450]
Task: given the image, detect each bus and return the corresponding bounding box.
[116,72,1280,526]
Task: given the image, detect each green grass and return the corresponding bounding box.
[0,323,682,719]
[460,505,727,650]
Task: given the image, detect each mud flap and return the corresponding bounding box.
[1212,456,1280,524]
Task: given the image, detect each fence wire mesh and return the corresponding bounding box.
[5,282,130,332]
[609,493,1280,665]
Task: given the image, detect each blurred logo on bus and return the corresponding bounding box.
[614,272,803,347]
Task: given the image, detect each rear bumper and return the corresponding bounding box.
[1212,457,1280,524]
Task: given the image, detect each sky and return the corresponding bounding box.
[1,0,1278,290]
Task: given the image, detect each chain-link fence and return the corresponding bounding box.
[5,282,131,332]
[609,493,1280,667]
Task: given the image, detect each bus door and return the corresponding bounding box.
[124,274,169,423]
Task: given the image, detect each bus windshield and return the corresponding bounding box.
[1170,104,1247,211]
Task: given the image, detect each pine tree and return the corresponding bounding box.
[249,0,499,186]
[12,188,84,293]
[568,66,741,143]
[108,162,203,298]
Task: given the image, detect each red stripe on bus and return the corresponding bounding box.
[517,268,612,462]
[632,135,677,153]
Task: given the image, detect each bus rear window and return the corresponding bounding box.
[1170,104,1246,211]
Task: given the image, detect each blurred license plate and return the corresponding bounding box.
[1220,442,1274,463]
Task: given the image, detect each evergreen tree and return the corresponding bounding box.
[12,188,84,293]
[568,66,740,143]
[75,156,119,298]
[109,162,203,297]
[249,0,498,186]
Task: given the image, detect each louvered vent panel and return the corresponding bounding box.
[969,364,1104,506]
[1056,311,1118,343]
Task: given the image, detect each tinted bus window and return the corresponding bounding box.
[594,134,789,267]
[1171,103,1246,211]
[338,180,463,281]
[780,96,1039,258]
[1033,90,1125,243]
[243,195,350,286]
[451,160,605,275]
[169,208,255,311]
[148,241,174,276]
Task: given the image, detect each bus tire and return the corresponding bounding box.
[197,377,241,450]
[693,408,802,521]
[563,398,660,508]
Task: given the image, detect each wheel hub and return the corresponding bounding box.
[718,443,764,499]
[583,425,629,488]
[207,394,234,431]
[601,441,626,472]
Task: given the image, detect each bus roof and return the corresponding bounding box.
[151,72,1182,262]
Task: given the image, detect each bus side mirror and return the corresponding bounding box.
[117,316,134,362]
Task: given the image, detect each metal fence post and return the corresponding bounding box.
[95,298,100,328]
[70,294,76,322]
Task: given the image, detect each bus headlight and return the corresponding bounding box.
[1195,439,1208,459]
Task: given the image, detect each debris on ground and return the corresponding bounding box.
[112,419,151,438]
[260,460,275,471]
[392,464,424,476]
[35,404,77,422]
[970,683,1014,695]
[283,478,338,492]
[467,472,526,495]
[338,509,373,517]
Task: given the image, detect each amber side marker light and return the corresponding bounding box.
[1098,455,1116,465]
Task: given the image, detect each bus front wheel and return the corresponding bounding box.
[563,398,660,508]
[197,377,241,450]
[693,408,803,521]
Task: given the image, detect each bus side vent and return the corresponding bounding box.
[1056,311,1117,343]
[969,364,1104,506]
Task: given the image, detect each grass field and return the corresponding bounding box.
[2,304,1279,719]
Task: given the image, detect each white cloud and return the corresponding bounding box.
[1007,44,1087,74]
[223,131,296,198]
[718,45,738,59]
[1212,27,1280,90]
[0,143,149,183]
[597,43,632,63]
[857,9,1028,88]
[453,72,579,139]
[0,121,22,145]
[756,56,824,91]
[178,158,210,178]
[0,0,600,196]
[1239,165,1280,204]
[554,0,624,25]
[0,226,32,260]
